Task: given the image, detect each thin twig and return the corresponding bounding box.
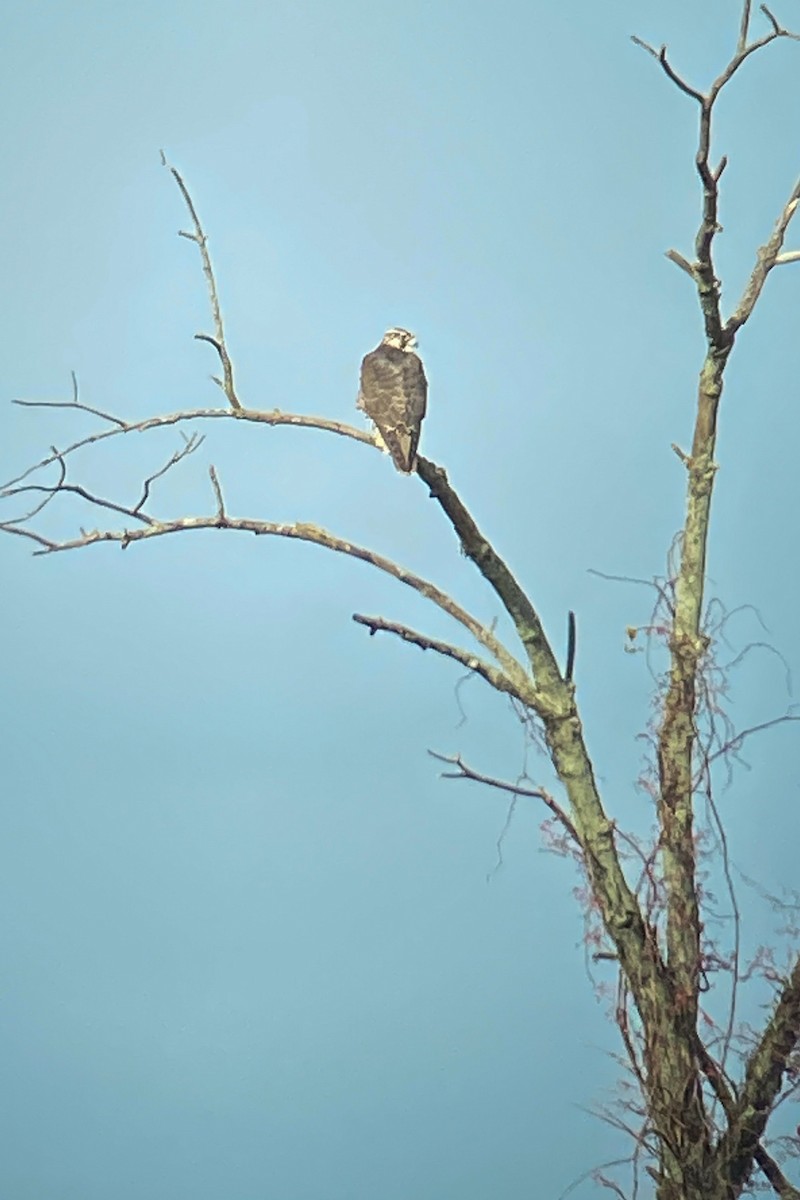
[427,750,580,844]
[132,433,203,515]
[629,35,660,60]
[656,46,705,102]
[761,3,782,37]
[4,452,67,523]
[14,398,128,427]
[3,480,155,526]
[161,152,242,411]
[13,371,128,428]
[630,38,705,103]
[706,713,800,764]
[194,333,240,409]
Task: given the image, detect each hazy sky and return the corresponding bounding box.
[2,2,799,1197]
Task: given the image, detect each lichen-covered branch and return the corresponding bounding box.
[416,457,563,691]
[633,8,800,1194]
[719,957,800,1191]
[413,460,684,1055]
[415,458,704,1103]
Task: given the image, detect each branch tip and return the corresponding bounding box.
[760,3,781,35]
[166,163,242,411]
[208,464,226,518]
[665,249,696,278]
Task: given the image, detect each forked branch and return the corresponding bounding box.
[635,5,800,346]
[161,151,242,410]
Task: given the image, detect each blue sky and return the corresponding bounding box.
[2,2,799,1197]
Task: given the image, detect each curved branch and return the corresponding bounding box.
[13,370,129,427]
[2,405,375,491]
[4,498,533,696]
[657,46,705,103]
[630,38,704,103]
[352,613,522,699]
[4,480,157,527]
[133,432,204,514]
[428,750,580,845]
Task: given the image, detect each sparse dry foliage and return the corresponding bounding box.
[4,6,800,1199]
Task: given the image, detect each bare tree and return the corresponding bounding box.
[3,6,800,1199]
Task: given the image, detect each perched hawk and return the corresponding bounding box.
[357,327,428,473]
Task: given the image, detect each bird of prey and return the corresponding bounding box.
[357,327,428,473]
